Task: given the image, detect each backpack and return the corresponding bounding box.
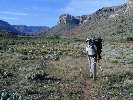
[95,38,102,60]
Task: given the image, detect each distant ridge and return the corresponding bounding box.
[13,25,49,36]
[0,20,19,37]
[0,20,18,33]
[0,20,49,36]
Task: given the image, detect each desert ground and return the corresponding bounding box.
[0,36,132,100]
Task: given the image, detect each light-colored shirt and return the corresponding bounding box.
[86,44,97,56]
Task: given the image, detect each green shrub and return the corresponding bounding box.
[128,60,133,64]
[126,37,133,42]
[111,60,119,64]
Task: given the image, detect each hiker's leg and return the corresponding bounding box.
[88,57,91,77]
[92,57,97,80]
[93,61,96,80]
[89,57,93,77]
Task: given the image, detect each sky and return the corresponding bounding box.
[0,0,127,27]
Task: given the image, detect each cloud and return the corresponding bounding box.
[0,11,28,16]
[61,0,127,16]
[0,16,19,20]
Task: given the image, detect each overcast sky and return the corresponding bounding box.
[0,0,127,27]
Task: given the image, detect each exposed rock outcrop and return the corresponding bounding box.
[59,14,88,25]
[76,15,88,24]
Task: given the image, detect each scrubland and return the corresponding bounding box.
[0,36,133,100]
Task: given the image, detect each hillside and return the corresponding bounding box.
[75,4,127,39]
[46,3,133,40]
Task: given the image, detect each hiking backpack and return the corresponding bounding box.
[95,38,103,60]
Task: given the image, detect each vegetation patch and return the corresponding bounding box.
[126,37,133,42]
[111,60,119,64]
[0,35,132,99]
[99,72,133,99]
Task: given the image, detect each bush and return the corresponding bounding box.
[126,37,133,42]
[128,60,133,64]
[111,60,119,64]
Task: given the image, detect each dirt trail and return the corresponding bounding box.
[82,58,112,100]
[57,56,96,100]
[55,56,102,100]
[83,79,94,100]
[82,59,104,100]
[81,61,95,100]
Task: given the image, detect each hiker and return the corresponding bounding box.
[86,37,102,80]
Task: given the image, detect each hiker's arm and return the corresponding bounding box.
[86,46,88,54]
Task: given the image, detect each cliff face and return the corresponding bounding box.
[59,14,88,25]
[58,4,127,26]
